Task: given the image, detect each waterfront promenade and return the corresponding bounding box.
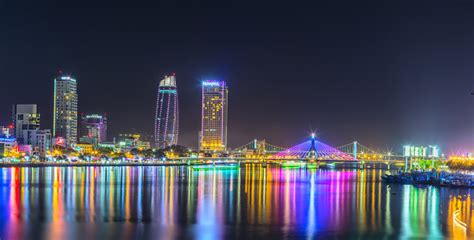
[0,158,406,169]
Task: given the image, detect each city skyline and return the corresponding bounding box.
[1,2,474,240]
[0,68,472,152]
[1,1,473,152]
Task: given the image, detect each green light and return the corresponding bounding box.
[159,89,177,94]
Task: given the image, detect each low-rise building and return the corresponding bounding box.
[22,129,52,157]
[0,125,13,138]
[137,141,151,150]
[117,134,140,150]
[0,137,16,158]
[76,143,94,154]
[98,142,116,150]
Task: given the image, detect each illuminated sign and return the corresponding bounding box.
[202,81,221,87]
[0,138,15,143]
[428,145,440,158]
[55,137,65,146]
[159,89,177,94]
[60,76,76,82]
[85,114,102,119]
[403,145,440,158]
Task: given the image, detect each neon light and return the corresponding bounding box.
[53,78,57,137]
[202,81,220,87]
[403,145,439,157]
[55,137,65,145]
[85,114,103,119]
[159,89,177,94]
[0,138,15,143]
[60,76,76,82]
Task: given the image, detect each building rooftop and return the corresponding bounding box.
[159,75,176,87]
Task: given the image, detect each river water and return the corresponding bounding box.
[0,165,472,239]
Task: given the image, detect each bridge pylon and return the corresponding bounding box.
[337,141,383,161]
[271,134,355,161]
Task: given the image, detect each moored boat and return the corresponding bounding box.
[382,171,474,188]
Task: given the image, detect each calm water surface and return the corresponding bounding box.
[0,165,472,239]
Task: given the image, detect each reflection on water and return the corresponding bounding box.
[0,165,472,239]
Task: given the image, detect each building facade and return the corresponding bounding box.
[24,129,52,157]
[13,104,40,144]
[200,80,228,152]
[80,113,107,146]
[154,74,179,149]
[76,142,94,154]
[0,137,16,158]
[0,125,14,138]
[53,74,78,147]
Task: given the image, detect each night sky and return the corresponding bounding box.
[1,0,473,152]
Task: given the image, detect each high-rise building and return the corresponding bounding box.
[200,80,228,152]
[13,104,40,144]
[154,74,179,149]
[80,113,107,146]
[53,74,78,147]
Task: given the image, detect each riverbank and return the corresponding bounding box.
[0,161,192,167]
[0,160,402,169]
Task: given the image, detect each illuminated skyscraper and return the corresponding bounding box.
[154,74,179,149]
[200,80,228,152]
[53,74,78,147]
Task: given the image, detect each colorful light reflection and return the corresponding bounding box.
[0,166,471,239]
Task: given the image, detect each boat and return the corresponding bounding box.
[192,164,240,170]
[381,172,404,183]
[326,163,336,169]
[281,161,304,168]
[382,171,474,188]
[306,163,319,169]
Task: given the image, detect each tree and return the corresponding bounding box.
[163,145,191,157]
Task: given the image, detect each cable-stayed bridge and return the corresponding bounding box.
[270,134,355,161]
[229,137,397,162]
[173,135,406,169]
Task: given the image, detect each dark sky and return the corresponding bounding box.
[1,0,473,153]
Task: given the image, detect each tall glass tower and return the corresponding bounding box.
[154,74,179,149]
[200,80,228,152]
[53,74,78,147]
